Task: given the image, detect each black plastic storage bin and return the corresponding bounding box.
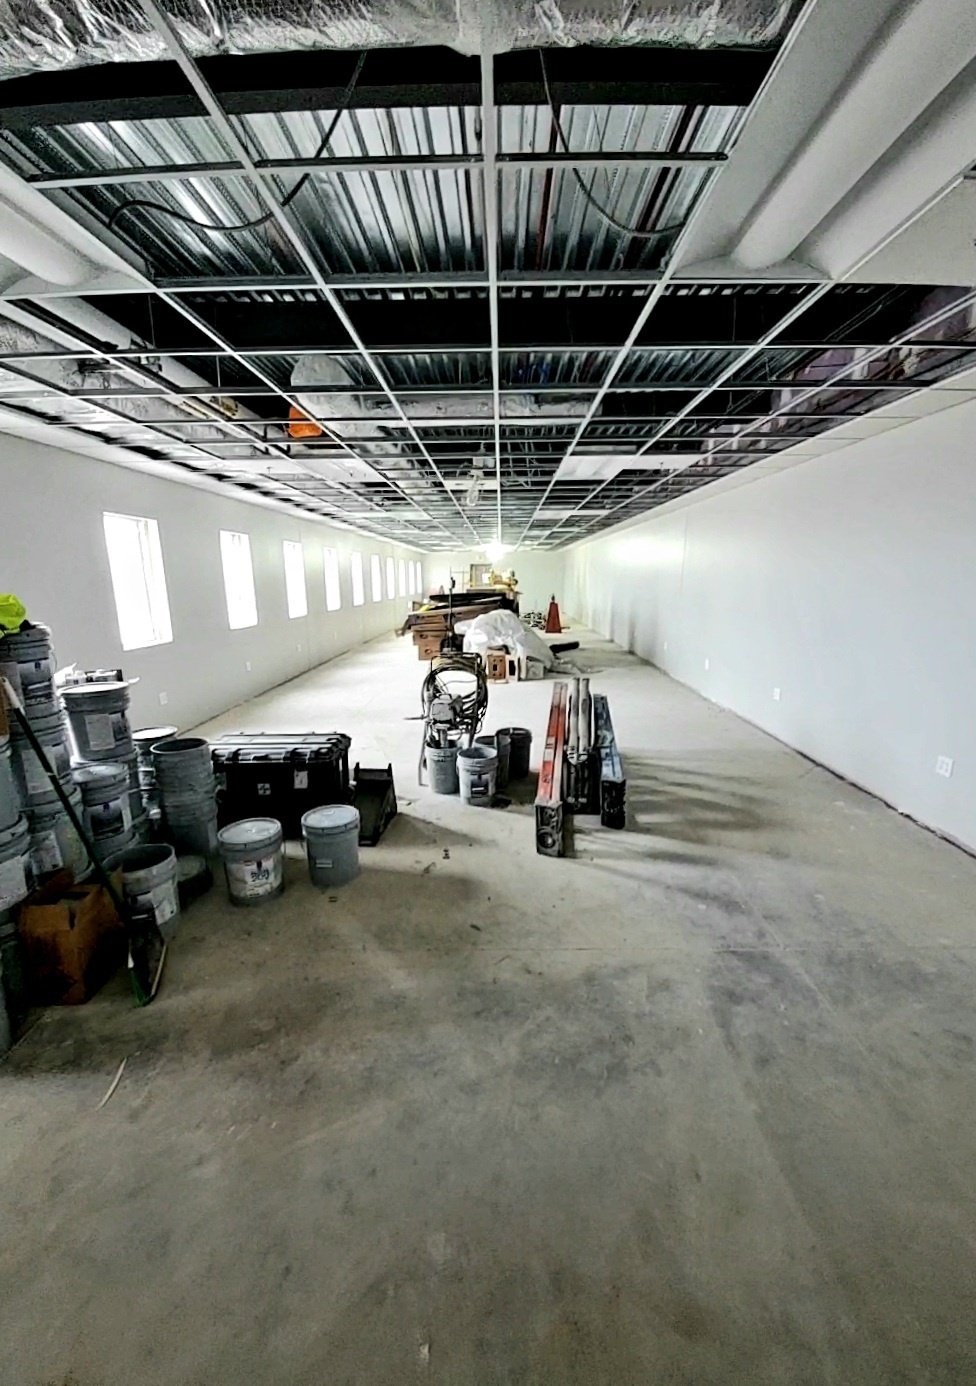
[212,733,352,837]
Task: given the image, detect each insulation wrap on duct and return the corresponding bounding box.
[0,0,803,78]
[0,314,257,457]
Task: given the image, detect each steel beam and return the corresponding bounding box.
[0,45,772,130]
[481,48,503,551]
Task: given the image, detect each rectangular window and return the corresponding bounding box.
[385,555,396,599]
[351,551,365,607]
[370,554,383,603]
[398,558,407,597]
[102,512,173,651]
[416,562,424,596]
[408,560,417,596]
[282,540,307,619]
[323,547,341,611]
[219,529,258,629]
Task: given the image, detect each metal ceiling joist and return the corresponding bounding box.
[134,0,480,545]
[26,150,726,192]
[0,45,773,131]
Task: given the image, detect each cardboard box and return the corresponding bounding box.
[19,874,126,1005]
[415,638,443,661]
[486,649,508,683]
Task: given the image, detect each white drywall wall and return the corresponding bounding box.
[565,397,976,851]
[0,435,420,730]
[425,550,565,615]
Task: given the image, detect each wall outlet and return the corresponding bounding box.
[703,657,710,671]
[935,755,954,778]
[663,640,668,652]
[773,687,781,702]
[158,691,168,706]
[245,660,252,672]
[297,643,302,653]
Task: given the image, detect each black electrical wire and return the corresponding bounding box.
[107,50,367,238]
[538,50,687,242]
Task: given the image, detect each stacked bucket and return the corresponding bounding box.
[61,678,142,862]
[152,738,219,856]
[1,624,89,893]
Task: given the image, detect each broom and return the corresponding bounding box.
[1,676,166,1005]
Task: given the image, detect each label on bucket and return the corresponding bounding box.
[227,855,282,899]
[0,854,27,909]
[21,746,68,796]
[30,830,62,876]
[87,795,131,838]
[130,883,179,929]
[84,712,119,752]
[294,770,308,790]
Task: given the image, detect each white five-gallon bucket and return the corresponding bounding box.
[457,744,497,807]
[301,805,360,888]
[62,681,133,762]
[0,816,32,914]
[104,843,180,939]
[28,786,90,881]
[10,710,72,807]
[218,818,284,906]
[73,762,132,842]
[0,737,22,832]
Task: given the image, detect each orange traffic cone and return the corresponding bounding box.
[544,594,563,634]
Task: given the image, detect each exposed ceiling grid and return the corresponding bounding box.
[0,3,973,549]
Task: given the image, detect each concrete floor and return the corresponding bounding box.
[2,631,975,1385]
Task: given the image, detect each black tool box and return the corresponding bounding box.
[212,733,351,837]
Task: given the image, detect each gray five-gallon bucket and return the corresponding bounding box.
[497,726,532,780]
[458,744,497,807]
[154,737,217,855]
[0,816,31,914]
[301,804,360,888]
[426,742,459,795]
[476,731,511,790]
[0,738,22,832]
[29,786,90,881]
[218,818,284,906]
[105,842,180,939]
[62,681,133,762]
[73,762,132,841]
[10,710,71,808]
[0,624,55,702]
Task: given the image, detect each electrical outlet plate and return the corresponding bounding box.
[158,691,168,706]
[773,687,781,701]
[245,660,252,672]
[703,657,710,671]
[935,755,953,778]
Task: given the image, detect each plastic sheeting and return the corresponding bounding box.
[457,609,554,668]
[0,0,802,81]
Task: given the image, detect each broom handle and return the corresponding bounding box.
[1,675,133,923]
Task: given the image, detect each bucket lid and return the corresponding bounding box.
[302,804,360,834]
[0,814,29,849]
[133,725,178,745]
[62,680,130,699]
[73,762,127,788]
[218,817,282,848]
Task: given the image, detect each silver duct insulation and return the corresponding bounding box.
[0,313,257,460]
[0,0,800,79]
[291,353,590,449]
